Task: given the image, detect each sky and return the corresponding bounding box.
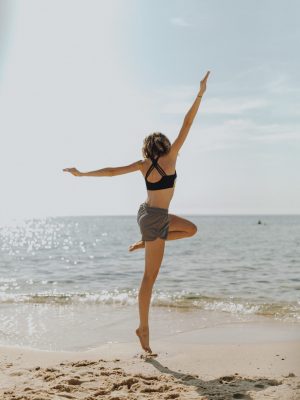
[0,0,299,221]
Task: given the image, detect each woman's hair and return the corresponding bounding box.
[142,132,171,159]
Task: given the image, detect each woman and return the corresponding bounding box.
[63,70,210,354]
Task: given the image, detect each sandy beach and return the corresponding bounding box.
[1,321,299,400]
[1,0,300,398]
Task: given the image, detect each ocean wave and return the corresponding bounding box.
[0,289,299,322]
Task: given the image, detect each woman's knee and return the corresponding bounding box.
[192,224,198,235]
[142,271,158,283]
[187,223,197,236]
[169,214,197,236]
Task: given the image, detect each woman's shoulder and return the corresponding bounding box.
[142,151,177,168]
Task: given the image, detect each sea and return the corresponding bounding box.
[0,214,299,351]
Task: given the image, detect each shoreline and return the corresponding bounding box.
[1,320,299,399]
[1,301,299,352]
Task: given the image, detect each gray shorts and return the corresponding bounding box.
[137,202,169,241]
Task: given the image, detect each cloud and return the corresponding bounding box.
[143,80,300,153]
[159,117,300,153]
[263,73,300,94]
[162,96,269,115]
[170,17,191,27]
[198,118,300,151]
[150,85,270,115]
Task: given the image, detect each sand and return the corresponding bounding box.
[0,321,300,400]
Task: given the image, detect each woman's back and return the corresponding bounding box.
[141,151,178,209]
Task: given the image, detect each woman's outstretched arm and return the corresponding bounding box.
[63,159,144,177]
[170,70,210,155]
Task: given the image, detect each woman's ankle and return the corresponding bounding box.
[138,325,149,331]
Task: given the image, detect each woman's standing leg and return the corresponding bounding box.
[136,237,166,353]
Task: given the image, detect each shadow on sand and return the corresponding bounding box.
[145,357,282,399]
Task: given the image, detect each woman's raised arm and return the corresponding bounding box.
[185,70,210,124]
[170,70,210,155]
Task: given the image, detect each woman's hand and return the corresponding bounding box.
[199,70,210,96]
[63,167,82,177]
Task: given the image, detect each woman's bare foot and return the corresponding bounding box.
[135,326,152,353]
[129,240,145,252]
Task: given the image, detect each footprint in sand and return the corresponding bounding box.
[219,375,235,383]
[66,378,83,385]
[71,360,98,367]
[9,371,24,376]
[23,387,33,392]
[52,384,71,392]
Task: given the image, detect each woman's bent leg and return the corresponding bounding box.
[129,214,197,252]
[166,214,197,240]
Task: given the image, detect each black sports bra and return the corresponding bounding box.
[145,156,177,191]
